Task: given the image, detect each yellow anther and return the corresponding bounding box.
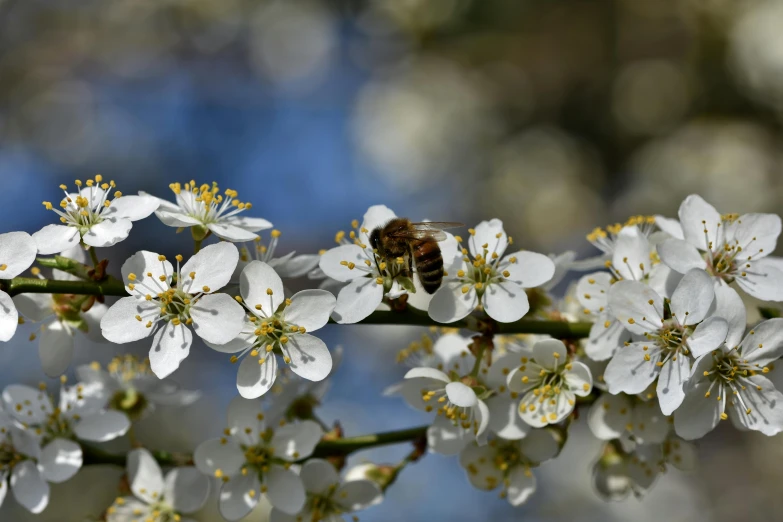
[203,286,210,292]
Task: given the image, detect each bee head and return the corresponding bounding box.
[369,227,381,252]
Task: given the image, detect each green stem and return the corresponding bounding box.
[0,276,592,337]
[193,239,202,254]
[82,425,429,467]
[88,246,100,267]
[470,345,485,377]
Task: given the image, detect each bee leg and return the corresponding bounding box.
[407,252,413,276]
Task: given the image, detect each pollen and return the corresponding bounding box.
[266,288,273,295]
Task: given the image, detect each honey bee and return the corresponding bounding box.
[369,218,463,294]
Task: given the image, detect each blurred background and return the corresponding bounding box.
[1,0,783,520]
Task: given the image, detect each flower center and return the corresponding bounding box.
[169,181,252,225]
[305,485,343,520]
[0,439,25,473]
[42,176,120,234]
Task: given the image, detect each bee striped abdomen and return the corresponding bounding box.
[412,239,444,294]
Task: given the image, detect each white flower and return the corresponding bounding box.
[591,442,660,501]
[657,194,783,301]
[0,231,38,342]
[576,225,681,362]
[603,268,729,415]
[107,448,210,522]
[100,243,245,378]
[458,428,560,506]
[206,261,336,399]
[268,459,382,522]
[33,176,159,254]
[428,219,555,323]
[146,181,272,242]
[236,230,320,280]
[0,406,52,514]
[193,396,322,520]
[506,339,593,427]
[318,205,413,324]
[394,334,530,445]
[586,216,659,256]
[12,248,107,377]
[674,289,783,438]
[76,356,200,419]
[587,391,669,446]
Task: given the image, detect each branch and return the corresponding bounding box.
[82,425,429,467]
[0,275,592,337]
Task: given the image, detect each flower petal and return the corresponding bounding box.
[181,242,239,294]
[205,319,256,354]
[100,297,159,343]
[121,250,173,294]
[604,342,659,395]
[32,225,79,256]
[11,293,53,322]
[468,219,507,260]
[284,290,336,332]
[426,415,470,455]
[632,399,669,444]
[273,254,320,278]
[237,351,278,399]
[612,226,650,281]
[487,395,530,440]
[11,461,49,514]
[149,322,193,379]
[483,281,530,323]
[501,251,556,289]
[732,213,781,260]
[207,222,259,242]
[713,285,747,348]
[728,375,783,436]
[520,427,560,462]
[224,216,273,233]
[38,321,75,377]
[587,394,631,440]
[742,318,783,366]
[657,238,707,274]
[40,438,82,483]
[433,334,473,373]
[335,480,383,511]
[2,384,53,424]
[607,280,663,335]
[564,362,593,397]
[227,396,264,445]
[655,216,684,239]
[428,281,478,324]
[318,245,369,283]
[127,448,164,504]
[265,466,306,515]
[585,314,630,361]
[271,420,323,461]
[219,471,259,521]
[332,277,384,324]
[190,293,245,345]
[576,272,613,312]
[164,467,210,514]
[300,459,340,496]
[73,411,130,442]
[674,379,722,440]
[240,261,284,314]
[458,444,503,491]
[82,218,133,248]
[670,268,715,326]
[445,382,477,408]
[0,232,37,278]
[735,258,783,301]
[155,208,201,228]
[194,438,245,477]
[404,367,450,383]
[104,195,159,222]
[282,334,333,382]
[360,205,397,240]
[0,291,19,342]
[506,466,536,506]
[656,354,690,415]
[686,316,728,359]
[678,194,722,251]
[532,338,568,370]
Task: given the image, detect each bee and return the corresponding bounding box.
[369,218,463,294]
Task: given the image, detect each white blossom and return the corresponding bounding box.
[506,339,593,428]
[587,390,669,446]
[318,205,417,324]
[206,261,336,399]
[428,219,555,324]
[33,176,159,254]
[674,288,783,438]
[193,396,322,520]
[0,405,51,514]
[145,181,272,242]
[603,268,729,415]
[100,243,245,378]
[12,247,107,376]
[0,231,38,342]
[657,194,783,301]
[107,448,210,522]
[235,230,320,280]
[269,459,383,522]
[76,356,200,419]
[459,428,560,506]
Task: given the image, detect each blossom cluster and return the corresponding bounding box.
[0,179,781,518]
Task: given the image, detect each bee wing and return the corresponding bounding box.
[389,222,464,241]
